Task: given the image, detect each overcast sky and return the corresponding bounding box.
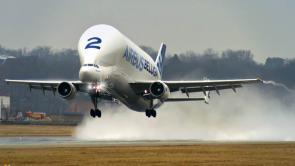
[0,0,294,62]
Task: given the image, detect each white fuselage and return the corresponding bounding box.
[77,24,161,111]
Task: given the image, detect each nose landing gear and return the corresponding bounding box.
[90,95,101,118]
[145,109,156,118]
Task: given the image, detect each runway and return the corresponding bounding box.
[0,136,217,147]
[0,136,294,147]
[1,136,295,165]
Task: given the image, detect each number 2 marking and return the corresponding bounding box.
[85,37,102,49]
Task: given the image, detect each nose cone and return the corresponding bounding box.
[79,66,100,82]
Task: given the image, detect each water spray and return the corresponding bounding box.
[74,86,295,141]
[74,78,295,141]
[263,80,294,93]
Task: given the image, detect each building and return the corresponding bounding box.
[0,96,10,120]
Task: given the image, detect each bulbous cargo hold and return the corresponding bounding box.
[78,24,128,67]
[77,24,160,82]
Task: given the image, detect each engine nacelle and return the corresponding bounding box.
[57,82,77,99]
[149,81,170,100]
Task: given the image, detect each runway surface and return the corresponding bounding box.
[0,136,215,147]
[1,136,295,165]
[0,136,293,147]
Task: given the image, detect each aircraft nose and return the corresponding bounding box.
[79,65,100,82]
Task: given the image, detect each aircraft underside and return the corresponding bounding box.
[88,74,159,118]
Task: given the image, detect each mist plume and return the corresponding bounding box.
[75,86,295,141]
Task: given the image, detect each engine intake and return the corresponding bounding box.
[57,82,76,99]
[149,81,170,100]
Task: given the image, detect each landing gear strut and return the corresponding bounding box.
[145,109,156,118]
[145,99,156,118]
[90,95,101,118]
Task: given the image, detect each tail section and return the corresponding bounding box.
[155,43,166,78]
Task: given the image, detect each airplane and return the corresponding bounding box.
[5,24,263,118]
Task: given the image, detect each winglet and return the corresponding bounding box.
[155,43,166,78]
[257,77,263,83]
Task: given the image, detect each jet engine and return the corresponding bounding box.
[57,82,77,99]
[149,81,170,100]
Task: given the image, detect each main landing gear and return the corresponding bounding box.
[90,108,101,118]
[145,100,156,118]
[145,109,157,118]
[90,95,101,118]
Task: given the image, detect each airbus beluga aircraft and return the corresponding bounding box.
[5,24,262,118]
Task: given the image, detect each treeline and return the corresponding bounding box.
[164,49,295,88]
[0,45,294,115]
[143,47,295,88]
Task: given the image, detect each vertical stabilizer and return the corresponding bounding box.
[155,43,166,78]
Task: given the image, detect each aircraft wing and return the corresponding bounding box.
[130,78,263,96]
[5,79,83,91]
[4,79,113,100]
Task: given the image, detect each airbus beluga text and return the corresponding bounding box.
[5,24,262,118]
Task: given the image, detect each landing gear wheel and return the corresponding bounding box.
[90,94,102,118]
[95,109,101,118]
[90,109,95,117]
[145,110,150,117]
[151,110,156,118]
[145,109,156,118]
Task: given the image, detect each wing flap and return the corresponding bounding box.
[5,79,84,92]
[165,78,261,91]
[29,85,56,91]
[5,79,115,100]
[166,97,205,102]
[130,78,262,94]
[180,84,242,93]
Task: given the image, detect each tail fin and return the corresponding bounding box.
[155,43,166,78]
